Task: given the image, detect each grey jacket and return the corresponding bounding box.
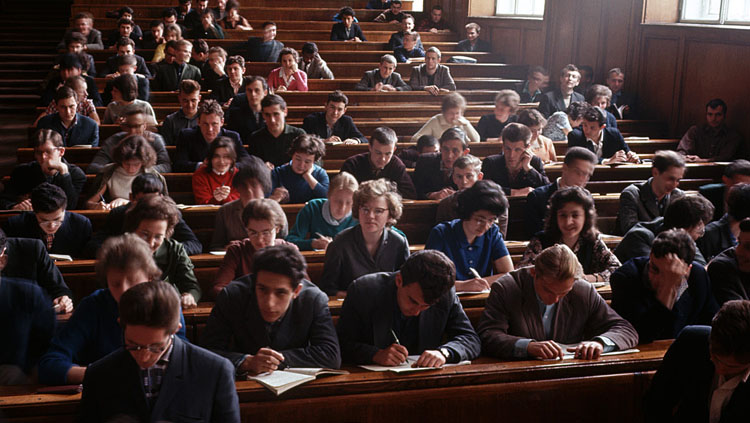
[354,69,411,91]
[409,63,456,91]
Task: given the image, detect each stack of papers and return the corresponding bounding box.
[248,368,349,395]
[359,356,471,373]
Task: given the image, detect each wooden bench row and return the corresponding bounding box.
[71,0,414,9]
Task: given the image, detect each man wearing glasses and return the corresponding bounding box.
[80,280,240,422]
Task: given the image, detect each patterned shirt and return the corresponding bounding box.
[140,339,174,408]
[519,233,621,282]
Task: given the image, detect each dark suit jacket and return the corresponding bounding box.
[340,152,416,199]
[302,112,366,144]
[243,37,284,62]
[79,337,240,423]
[152,62,202,92]
[337,271,481,364]
[699,183,726,221]
[40,75,103,107]
[174,127,248,172]
[567,127,630,163]
[412,152,455,199]
[207,76,245,105]
[456,38,491,52]
[615,177,685,235]
[330,22,367,41]
[2,211,92,258]
[524,180,558,238]
[481,154,549,195]
[202,275,341,370]
[36,113,99,147]
[224,94,265,144]
[709,247,750,305]
[614,217,707,266]
[354,69,410,91]
[2,238,71,300]
[100,54,151,78]
[644,326,750,423]
[477,267,638,359]
[0,160,85,210]
[697,214,737,263]
[537,89,586,118]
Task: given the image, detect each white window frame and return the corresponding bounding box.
[680,0,750,25]
[495,0,545,18]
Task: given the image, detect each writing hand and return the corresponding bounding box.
[242,347,285,375]
[373,343,409,366]
[455,277,490,293]
[53,295,74,314]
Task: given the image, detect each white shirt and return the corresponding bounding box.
[709,366,750,423]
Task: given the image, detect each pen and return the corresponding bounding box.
[469,267,482,280]
[390,329,400,345]
[314,232,324,239]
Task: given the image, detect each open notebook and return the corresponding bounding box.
[248,368,349,396]
[551,344,640,360]
[359,356,471,373]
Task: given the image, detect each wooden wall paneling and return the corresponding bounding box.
[572,0,604,72]
[543,0,582,77]
[637,32,683,134]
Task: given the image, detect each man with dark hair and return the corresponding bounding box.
[515,65,550,103]
[331,7,366,42]
[413,127,470,200]
[354,54,410,91]
[537,64,585,118]
[482,122,549,197]
[175,99,248,171]
[2,183,91,258]
[457,22,490,52]
[225,75,268,144]
[160,79,201,146]
[248,94,305,167]
[0,229,56,385]
[152,39,202,91]
[615,195,714,265]
[102,54,151,104]
[298,42,334,79]
[387,14,422,51]
[340,126,416,199]
[567,106,637,164]
[183,0,210,31]
[337,249,481,366]
[203,245,340,374]
[303,90,366,145]
[616,150,686,234]
[524,146,597,237]
[80,281,240,422]
[100,37,151,79]
[611,229,719,343]
[0,129,85,211]
[698,183,750,262]
[678,98,744,163]
[244,21,284,62]
[37,86,99,147]
[105,17,141,48]
[700,159,750,221]
[709,219,750,305]
[374,0,405,23]
[606,68,636,119]
[645,300,750,422]
[417,5,450,32]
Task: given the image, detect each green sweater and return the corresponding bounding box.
[285,198,357,251]
[153,238,201,301]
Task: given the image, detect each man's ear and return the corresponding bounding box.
[476,172,484,181]
[282,108,288,117]
[292,283,303,298]
[395,272,404,288]
[58,147,66,157]
[685,263,693,277]
[651,167,659,179]
[463,148,470,155]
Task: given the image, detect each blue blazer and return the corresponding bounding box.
[2,211,92,258]
[36,113,99,147]
[80,336,240,423]
[567,127,630,163]
[330,22,366,41]
[302,111,366,143]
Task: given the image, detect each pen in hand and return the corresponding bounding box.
[390,329,400,345]
[469,267,482,280]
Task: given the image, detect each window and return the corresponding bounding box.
[681,0,750,24]
[496,0,545,17]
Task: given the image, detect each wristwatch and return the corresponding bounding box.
[439,347,451,361]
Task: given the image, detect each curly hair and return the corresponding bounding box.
[124,193,181,238]
[543,186,598,244]
[113,135,157,168]
[353,179,403,227]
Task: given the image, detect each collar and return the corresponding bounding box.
[322,199,351,226]
[587,129,605,145]
[717,366,750,391]
[522,81,541,96]
[703,124,728,136]
[60,113,78,130]
[454,218,486,248]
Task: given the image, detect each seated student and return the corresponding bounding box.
[212,199,296,296]
[102,75,157,125]
[100,37,151,79]
[615,195,714,266]
[124,194,201,307]
[477,90,520,141]
[141,20,165,50]
[514,66,550,103]
[105,17,140,49]
[417,5,451,32]
[286,172,359,251]
[209,55,246,106]
[700,159,750,221]
[678,98,744,163]
[611,229,718,343]
[331,7,366,42]
[298,42,334,79]
[524,147,597,237]
[193,41,216,85]
[152,39,202,92]
[175,99,248,172]
[709,219,750,305]
[477,244,639,360]
[40,53,102,108]
[519,109,556,163]
[2,183,91,258]
[409,47,456,94]
[388,13,422,51]
[394,31,425,63]
[211,0,228,21]
[303,90,366,145]
[205,244,340,373]
[412,92,480,143]
[482,123,549,197]
[397,134,439,168]
[457,22,491,52]
[102,55,151,105]
[57,12,103,51]
[37,87,99,147]
[354,54,410,91]
[575,65,594,95]
[520,186,621,284]
[38,75,98,126]
[270,135,329,204]
[192,137,240,205]
[413,127,470,200]
[210,157,290,250]
[568,106,639,164]
[39,234,186,385]
[191,9,225,39]
[584,84,618,129]
[89,107,171,174]
[338,249,481,366]
[542,100,589,142]
[80,280,239,422]
[606,68,636,119]
[341,127,416,198]
[248,94,306,167]
[59,31,96,77]
[426,180,513,293]
[225,76,268,144]
[222,0,252,30]
[0,230,55,385]
[698,183,750,262]
[151,26,182,64]
[267,48,308,92]
[176,0,191,23]
[616,150,686,235]
[245,21,284,62]
[537,64,586,118]
[374,0,405,22]
[85,135,166,210]
[645,300,750,423]
[319,179,410,296]
[160,79,201,146]
[184,0,210,31]
[435,155,509,237]
[0,129,85,211]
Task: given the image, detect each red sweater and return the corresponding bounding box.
[191,165,240,205]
